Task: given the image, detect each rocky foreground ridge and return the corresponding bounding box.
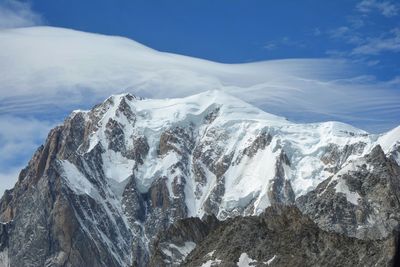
[0,91,399,266]
[150,205,397,267]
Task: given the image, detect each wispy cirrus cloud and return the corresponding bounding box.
[329,25,400,56]
[0,0,42,29]
[263,36,306,51]
[328,26,363,45]
[352,28,400,55]
[356,0,399,17]
[323,0,400,68]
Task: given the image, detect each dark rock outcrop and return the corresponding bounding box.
[148,215,219,266]
[181,205,396,267]
[0,108,132,267]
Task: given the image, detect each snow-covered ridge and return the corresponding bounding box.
[62,90,398,219]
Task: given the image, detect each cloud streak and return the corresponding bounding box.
[0,27,398,132]
[356,0,399,17]
[352,28,400,55]
[324,1,400,68]
[329,25,400,56]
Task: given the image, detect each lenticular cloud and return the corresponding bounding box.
[0,26,399,132]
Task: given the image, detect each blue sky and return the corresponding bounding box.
[0,0,399,194]
[30,0,400,80]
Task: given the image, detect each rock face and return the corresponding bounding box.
[148,215,219,267]
[0,91,399,266]
[0,121,132,267]
[164,205,396,267]
[297,145,400,240]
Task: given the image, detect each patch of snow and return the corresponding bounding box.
[107,177,131,199]
[335,179,361,205]
[60,160,99,199]
[206,250,215,257]
[377,126,400,153]
[102,150,135,183]
[237,252,257,267]
[161,242,196,264]
[293,156,325,195]
[265,255,277,265]
[222,141,277,215]
[321,157,365,193]
[377,126,400,165]
[201,258,222,267]
[161,248,172,258]
[169,241,196,258]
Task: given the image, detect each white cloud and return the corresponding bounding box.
[0,167,22,196]
[325,1,399,57]
[0,115,53,161]
[352,28,400,55]
[0,115,55,195]
[0,26,398,133]
[0,0,42,29]
[357,0,399,17]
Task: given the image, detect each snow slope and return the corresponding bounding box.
[65,90,397,219]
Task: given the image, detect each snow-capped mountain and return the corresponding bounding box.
[0,91,399,266]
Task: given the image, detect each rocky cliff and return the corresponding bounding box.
[170,205,395,267]
[297,145,400,240]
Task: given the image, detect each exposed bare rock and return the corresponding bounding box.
[268,151,295,205]
[321,142,367,173]
[235,132,272,164]
[155,205,396,267]
[297,145,400,239]
[148,215,219,267]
